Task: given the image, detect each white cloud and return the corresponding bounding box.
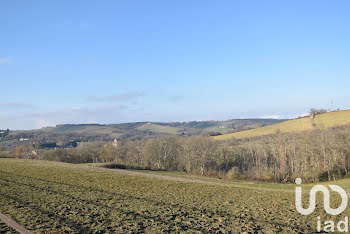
[299,113,309,118]
[0,96,145,129]
[36,119,57,129]
[260,112,311,120]
[260,115,282,119]
[29,105,132,129]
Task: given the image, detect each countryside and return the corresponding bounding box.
[1,0,350,233]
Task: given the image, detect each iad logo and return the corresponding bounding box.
[295,178,348,215]
[295,178,349,232]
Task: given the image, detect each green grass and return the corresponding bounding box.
[1,159,350,233]
[215,109,350,140]
[136,123,182,135]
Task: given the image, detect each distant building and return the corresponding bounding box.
[113,139,118,148]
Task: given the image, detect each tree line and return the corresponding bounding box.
[9,124,350,183]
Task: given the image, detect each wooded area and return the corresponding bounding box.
[8,124,350,183]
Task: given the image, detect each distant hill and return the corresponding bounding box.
[214,109,350,140]
[0,119,284,150]
[136,123,182,135]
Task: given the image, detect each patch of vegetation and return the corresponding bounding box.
[100,162,158,171]
[215,109,350,140]
[136,123,182,135]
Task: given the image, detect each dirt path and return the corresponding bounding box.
[0,212,32,234]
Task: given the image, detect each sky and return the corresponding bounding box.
[1,0,350,130]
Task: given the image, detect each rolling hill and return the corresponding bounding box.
[0,119,284,151]
[136,123,182,135]
[214,109,350,140]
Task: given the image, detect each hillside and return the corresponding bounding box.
[0,119,284,151]
[136,123,182,135]
[215,109,350,140]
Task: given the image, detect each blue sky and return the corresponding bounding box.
[1,0,350,129]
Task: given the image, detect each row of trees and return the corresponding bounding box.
[11,124,350,183]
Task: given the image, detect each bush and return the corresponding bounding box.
[226,167,241,180]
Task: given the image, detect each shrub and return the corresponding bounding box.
[226,167,241,180]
